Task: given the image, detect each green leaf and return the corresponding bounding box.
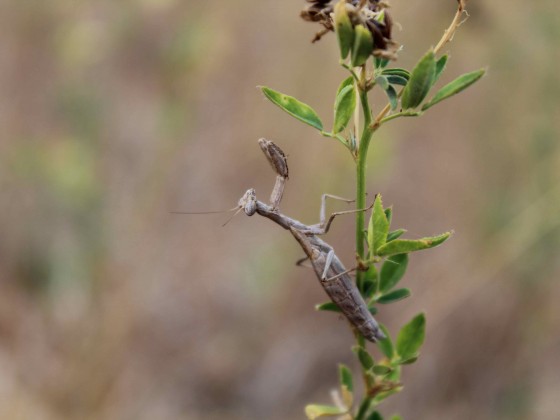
[377,232,452,257]
[390,416,403,420]
[368,305,378,316]
[374,56,390,69]
[353,346,374,370]
[368,195,389,256]
[379,254,409,293]
[337,76,354,96]
[384,208,392,225]
[361,263,378,297]
[315,301,340,313]
[373,387,403,404]
[351,24,373,67]
[381,68,410,80]
[398,355,419,365]
[401,50,436,109]
[334,1,355,59]
[386,229,406,242]
[376,75,398,110]
[385,85,398,110]
[422,69,486,110]
[377,324,394,359]
[333,85,356,133]
[375,75,389,90]
[305,404,346,419]
[367,411,383,420]
[372,365,392,375]
[339,363,354,408]
[396,313,426,361]
[377,288,411,304]
[386,75,408,86]
[339,364,354,393]
[386,364,401,382]
[260,86,323,130]
[434,54,448,84]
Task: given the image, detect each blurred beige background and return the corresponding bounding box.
[1,0,559,419]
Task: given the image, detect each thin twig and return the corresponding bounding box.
[434,0,469,54]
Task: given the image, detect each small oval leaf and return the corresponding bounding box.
[333,84,356,133]
[377,288,411,304]
[351,24,373,67]
[385,85,398,110]
[401,50,436,109]
[377,231,452,257]
[434,54,448,84]
[381,68,410,80]
[334,1,355,59]
[396,313,426,361]
[422,69,486,110]
[398,355,419,365]
[337,76,354,96]
[339,363,354,408]
[386,75,408,86]
[361,263,378,297]
[374,56,390,69]
[353,346,374,370]
[305,404,347,419]
[315,301,341,313]
[339,364,354,393]
[386,229,407,242]
[260,86,323,130]
[379,254,409,293]
[384,207,392,225]
[377,324,394,359]
[367,411,383,420]
[375,75,389,90]
[372,365,392,375]
[368,195,389,256]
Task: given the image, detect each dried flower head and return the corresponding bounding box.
[301,0,398,60]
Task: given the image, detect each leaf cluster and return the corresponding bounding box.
[318,195,451,315]
[305,314,425,420]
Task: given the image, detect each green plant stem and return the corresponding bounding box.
[355,397,372,420]
[355,84,376,285]
[353,70,380,420]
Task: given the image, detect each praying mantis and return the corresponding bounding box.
[236,139,385,342]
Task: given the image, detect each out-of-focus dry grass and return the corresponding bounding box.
[0,1,558,419]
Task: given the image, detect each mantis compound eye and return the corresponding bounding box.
[239,188,257,216]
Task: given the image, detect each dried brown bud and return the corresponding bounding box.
[301,0,397,60]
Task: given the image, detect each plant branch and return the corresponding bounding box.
[355,75,374,276]
[434,0,468,54]
[369,1,468,129]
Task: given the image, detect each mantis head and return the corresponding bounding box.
[238,189,257,216]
